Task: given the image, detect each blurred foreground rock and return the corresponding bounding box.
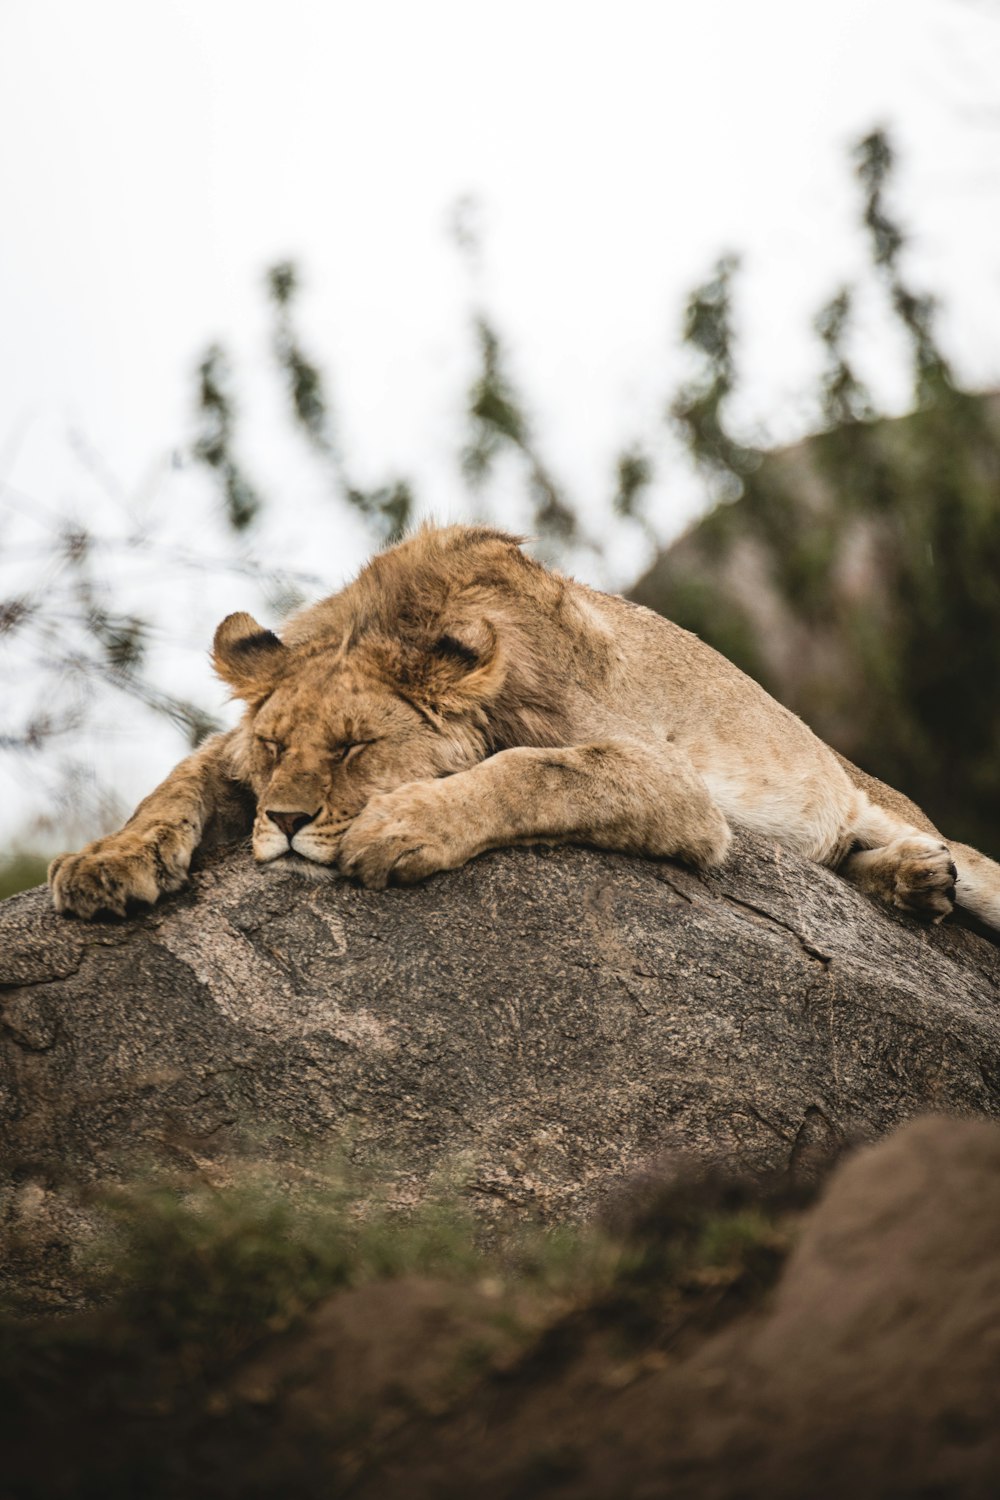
[360,1117,1000,1500]
[2,832,1000,1308]
[2,1117,998,1498]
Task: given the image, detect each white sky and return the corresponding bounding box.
[1,0,999,848]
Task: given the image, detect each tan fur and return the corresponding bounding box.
[49,525,1000,930]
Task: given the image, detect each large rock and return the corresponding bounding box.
[2,832,1000,1307]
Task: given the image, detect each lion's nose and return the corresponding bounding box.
[266,809,319,840]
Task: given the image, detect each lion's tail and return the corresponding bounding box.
[949,842,1000,932]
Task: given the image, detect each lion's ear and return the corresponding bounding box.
[412,619,505,716]
[212,612,287,696]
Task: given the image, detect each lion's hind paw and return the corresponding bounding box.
[888,835,957,923]
[841,832,957,925]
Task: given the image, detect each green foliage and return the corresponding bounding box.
[670,254,758,492]
[606,1170,800,1324]
[264,260,414,542]
[191,262,415,545]
[0,853,49,899]
[93,1168,482,1366]
[815,287,875,427]
[854,129,951,402]
[0,1158,810,1499]
[268,261,335,451]
[647,130,1000,853]
[463,318,531,464]
[613,447,654,520]
[0,1162,620,1392]
[0,496,224,807]
[841,390,1000,844]
[0,1158,803,1378]
[193,343,263,531]
[463,317,579,546]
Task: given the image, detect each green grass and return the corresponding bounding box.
[0,1158,814,1500]
[0,1157,808,1406]
[88,1165,495,1365]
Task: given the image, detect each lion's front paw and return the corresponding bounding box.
[49,828,192,919]
[338,782,469,891]
[890,835,958,923]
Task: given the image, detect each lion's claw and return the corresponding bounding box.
[49,832,190,920]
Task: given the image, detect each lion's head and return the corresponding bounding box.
[213,607,506,869]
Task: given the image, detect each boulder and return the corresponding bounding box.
[2,832,1000,1308]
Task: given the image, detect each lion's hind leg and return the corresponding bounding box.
[838,834,958,924]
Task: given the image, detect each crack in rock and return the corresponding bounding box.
[720,892,833,968]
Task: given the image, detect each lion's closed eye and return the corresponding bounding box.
[332,739,378,765]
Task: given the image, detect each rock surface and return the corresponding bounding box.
[2,832,1000,1307]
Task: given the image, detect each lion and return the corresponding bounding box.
[49,523,1000,931]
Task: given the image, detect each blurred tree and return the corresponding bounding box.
[193,344,263,532]
[460,316,579,549]
[194,263,414,544]
[631,128,1000,855]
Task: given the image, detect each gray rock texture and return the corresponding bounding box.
[2,832,1000,1308]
